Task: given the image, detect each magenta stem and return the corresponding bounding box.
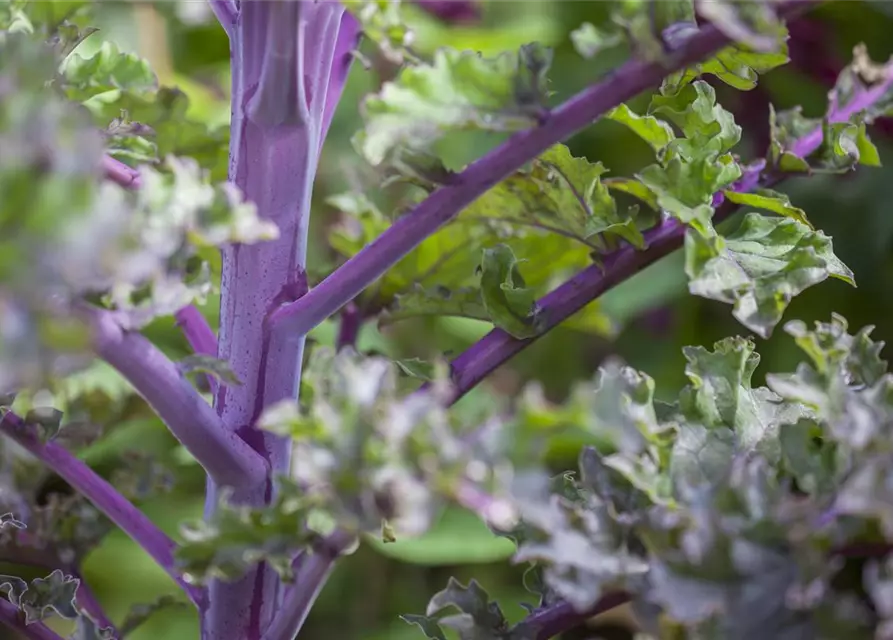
[440,42,893,404]
[175,306,220,395]
[0,598,66,640]
[266,0,813,342]
[0,411,203,606]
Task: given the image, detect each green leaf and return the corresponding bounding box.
[0,574,27,606]
[479,244,540,339]
[56,36,229,176]
[463,144,645,249]
[357,44,551,167]
[637,155,740,235]
[394,357,437,382]
[62,41,157,96]
[259,350,445,538]
[604,103,676,153]
[570,22,623,59]
[649,80,742,161]
[622,81,744,236]
[70,615,116,640]
[722,188,811,227]
[685,212,855,338]
[783,314,886,387]
[768,104,817,172]
[769,104,881,175]
[423,578,510,640]
[402,614,448,640]
[349,0,414,64]
[383,285,489,325]
[814,119,881,173]
[176,479,320,584]
[778,418,837,495]
[328,150,621,337]
[178,355,242,386]
[511,467,650,610]
[0,513,24,530]
[661,20,789,92]
[671,337,811,485]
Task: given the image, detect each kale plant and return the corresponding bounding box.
[2,0,893,638]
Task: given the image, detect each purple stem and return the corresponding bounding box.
[336,302,362,351]
[175,305,220,395]
[87,307,267,489]
[0,598,65,640]
[413,0,481,24]
[439,41,893,405]
[319,10,363,155]
[0,411,203,606]
[259,530,356,640]
[206,3,354,637]
[266,0,813,342]
[525,592,633,640]
[102,155,141,189]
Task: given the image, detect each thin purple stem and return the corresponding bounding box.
[266,0,813,341]
[0,598,65,640]
[260,530,356,640]
[413,0,481,24]
[0,411,203,606]
[439,45,893,405]
[524,592,633,640]
[87,307,267,489]
[208,0,237,36]
[336,303,362,351]
[102,155,141,189]
[175,306,218,358]
[319,11,362,153]
[175,305,220,395]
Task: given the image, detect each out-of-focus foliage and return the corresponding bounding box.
[4,0,893,639]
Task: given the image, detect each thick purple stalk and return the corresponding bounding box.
[266,0,812,341]
[0,598,65,640]
[88,307,267,489]
[0,411,203,605]
[206,2,354,638]
[442,65,893,403]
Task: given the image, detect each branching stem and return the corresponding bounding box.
[0,411,203,606]
[439,38,893,403]
[87,307,268,490]
[266,0,812,341]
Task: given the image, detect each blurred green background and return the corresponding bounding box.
[7,2,893,639]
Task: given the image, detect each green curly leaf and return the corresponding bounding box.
[686,213,854,338]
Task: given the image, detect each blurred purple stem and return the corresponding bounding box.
[413,0,481,23]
